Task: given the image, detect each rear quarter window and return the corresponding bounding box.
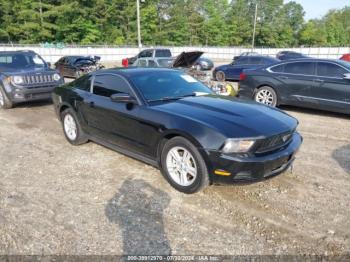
[155,49,172,57]
[269,64,285,73]
[284,62,315,75]
[317,62,348,78]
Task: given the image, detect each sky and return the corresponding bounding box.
[285,0,350,20]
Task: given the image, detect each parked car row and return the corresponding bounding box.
[123,48,215,71]
[125,50,233,96]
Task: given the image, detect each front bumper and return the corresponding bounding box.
[206,132,303,184]
[10,85,58,103]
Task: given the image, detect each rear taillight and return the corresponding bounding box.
[239,73,247,81]
[122,58,129,67]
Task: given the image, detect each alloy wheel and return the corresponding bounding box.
[166,146,197,187]
[255,89,274,106]
[64,114,78,141]
[216,71,225,82]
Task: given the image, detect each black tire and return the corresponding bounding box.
[215,71,226,82]
[160,137,209,194]
[254,86,278,107]
[0,86,13,109]
[60,108,88,145]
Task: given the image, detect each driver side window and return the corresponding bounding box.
[234,57,249,65]
[93,74,131,98]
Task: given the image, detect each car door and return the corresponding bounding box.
[247,57,265,70]
[80,73,146,153]
[274,61,317,105]
[148,59,157,68]
[138,59,148,68]
[312,61,350,112]
[226,57,250,80]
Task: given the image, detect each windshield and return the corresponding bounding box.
[130,71,213,102]
[157,58,173,67]
[0,53,47,70]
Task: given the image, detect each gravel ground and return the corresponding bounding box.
[0,98,349,256]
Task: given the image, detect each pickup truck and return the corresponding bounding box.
[123,48,172,67]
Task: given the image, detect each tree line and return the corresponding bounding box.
[0,0,349,47]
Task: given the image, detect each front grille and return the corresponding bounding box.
[23,74,54,85]
[256,132,293,153]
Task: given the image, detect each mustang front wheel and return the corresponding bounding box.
[161,137,209,194]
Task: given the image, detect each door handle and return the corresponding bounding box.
[314,79,324,83]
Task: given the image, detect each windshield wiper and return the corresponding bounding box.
[147,93,198,103]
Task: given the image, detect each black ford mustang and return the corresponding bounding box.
[52,68,302,194]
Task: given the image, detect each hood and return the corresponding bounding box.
[152,95,297,138]
[172,51,204,68]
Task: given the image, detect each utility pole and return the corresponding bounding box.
[252,3,258,51]
[137,0,142,50]
[39,0,44,27]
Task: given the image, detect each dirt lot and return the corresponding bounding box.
[0,98,349,256]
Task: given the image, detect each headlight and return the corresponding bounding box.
[12,76,24,85]
[53,73,61,81]
[222,139,255,153]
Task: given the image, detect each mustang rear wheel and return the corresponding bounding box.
[254,86,278,107]
[161,137,209,194]
[61,108,88,145]
[0,87,13,109]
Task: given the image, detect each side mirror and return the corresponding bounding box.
[343,73,350,80]
[110,93,137,104]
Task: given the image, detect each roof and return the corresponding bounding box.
[272,58,350,69]
[0,50,36,55]
[275,58,345,63]
[142,48,170,51]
